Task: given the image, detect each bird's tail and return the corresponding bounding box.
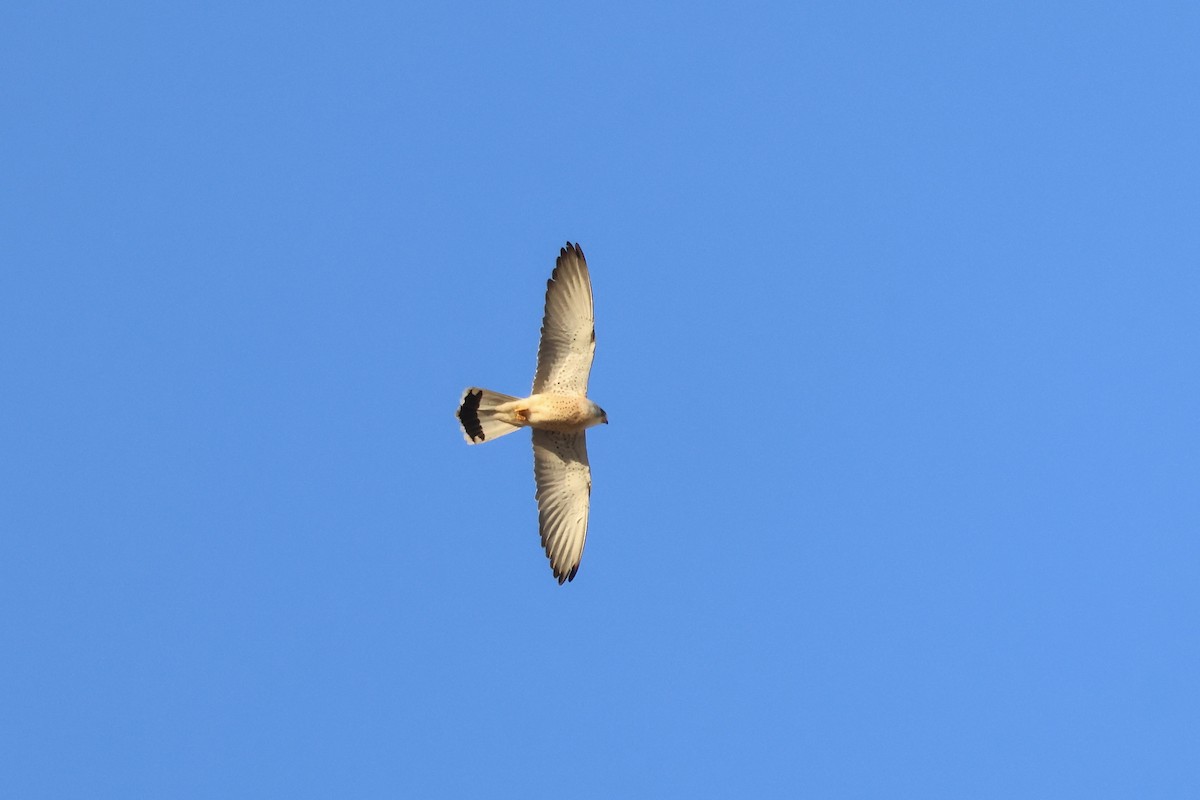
[457,388,522,444]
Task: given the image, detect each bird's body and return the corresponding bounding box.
[455,243,606,583]
[494,393,606,433]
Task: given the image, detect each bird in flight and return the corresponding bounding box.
[456,242,608,584]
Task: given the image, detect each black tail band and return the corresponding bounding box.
[457,389,486,442]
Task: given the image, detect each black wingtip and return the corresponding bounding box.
[551,563,580,585]
[558,242,585,265]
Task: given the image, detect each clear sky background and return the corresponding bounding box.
[3,2,1198,797]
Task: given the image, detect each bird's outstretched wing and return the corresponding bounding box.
[532,243,595,395]
[532,429,590,583]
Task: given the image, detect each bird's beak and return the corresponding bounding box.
[603,416,609,424]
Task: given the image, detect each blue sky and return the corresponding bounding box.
[3,2,1198,797]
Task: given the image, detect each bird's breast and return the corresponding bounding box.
[523,393,598,432]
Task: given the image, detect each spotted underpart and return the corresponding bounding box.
[457,389,485,443]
